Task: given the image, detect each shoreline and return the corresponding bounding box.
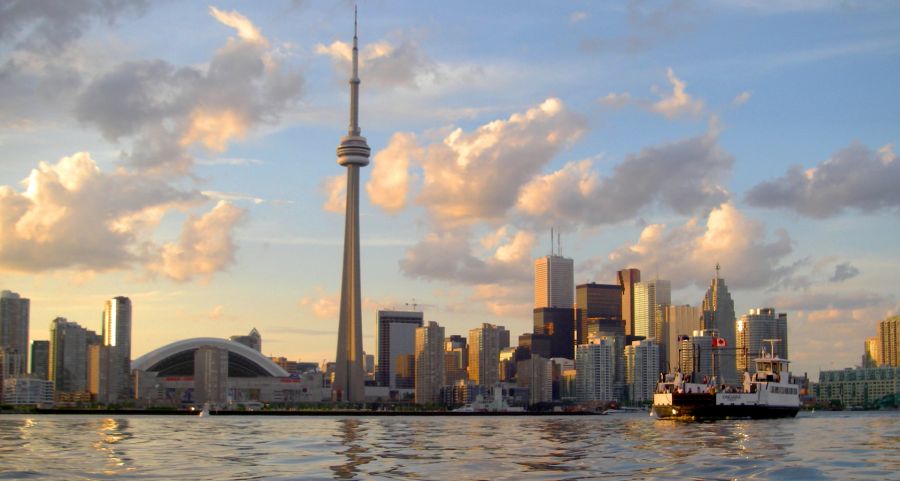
[20,408,607,417]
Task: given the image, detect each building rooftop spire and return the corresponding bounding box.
[349,4,360,136]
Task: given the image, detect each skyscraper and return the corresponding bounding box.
[333,8,371,403]
[30,340,50,380]
[414,321,445,405]
[864,336,880,368]
[575,337,615,403]
[468,323,501,387]
[701,265,737,384]
[575,283,622,345]
[736,308,788,373]
[444,335,468,385]
[617,268,641,336]
[662,304,702,373]
[534,255,574,309]
[625,339,660,403]
[376,309,423,388]
[877,315,900,367]
[49,318,100,394]
[103,296,132,401]
[533,307,575,359]
[0,291,29,376]
[633,280,671,339]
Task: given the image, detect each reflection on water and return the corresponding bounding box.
[0,412,897,480]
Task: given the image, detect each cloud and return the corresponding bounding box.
[745,142,900,217]
[148,200,246,282]
[586,203,794,290]
[516,127,732,228]
[400,227,535,285]
[471,283,531,317]
[0,152,200,273]
[580,0,700,53]
[321,174,346,213]
[829,262,860,283]
[733,90,752,106]
[208,305,225,320]
[365,132,421,213]
[416,98,586,227]
[315,36,434,90]
[598,68,704,120]
[570,11,589,23]
[73,7,303,173]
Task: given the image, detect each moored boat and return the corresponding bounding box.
[652,343,800,420]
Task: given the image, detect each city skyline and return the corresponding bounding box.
[1,2,899,379]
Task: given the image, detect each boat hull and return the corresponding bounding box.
[652,395,800,420]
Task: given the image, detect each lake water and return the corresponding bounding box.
[1,411,897,480]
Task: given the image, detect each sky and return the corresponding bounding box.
[1,0,899,380]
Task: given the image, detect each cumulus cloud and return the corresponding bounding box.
[586,203,793,290]
[74,6,303,173]
[601,68,704,119]
[471,283,531,317]
[315,36,433,89]
[0,152,201,273]
[517,128,732,228]
[148,200,246,282]
[400,227,535,285]
[321,174,346,214]
[829,262,860,283]
[415,98,586,227]
[745,142,900,217]
[365,132,421,212]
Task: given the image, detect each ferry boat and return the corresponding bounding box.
[652,343,800,420]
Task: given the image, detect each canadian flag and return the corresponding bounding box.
[712,337,727,347]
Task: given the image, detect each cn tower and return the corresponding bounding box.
[332,7,370,403]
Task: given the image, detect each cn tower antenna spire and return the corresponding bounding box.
[349,4,360,136]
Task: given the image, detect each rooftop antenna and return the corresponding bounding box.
[550,227,554,256]
[715,262,720,281]
[557,230,561,256]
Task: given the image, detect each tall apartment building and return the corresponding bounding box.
[878,316,900,367]
[633,279,671,339]
[30,340,50,380]
[534,255,574,309]
[864,336,881,368]
[625,339,660,403]
[575,337,616,403]
[102,297,132,402]
[663,305,702,372]
[0,291,30,376]
[736,308,788,373]
[444,335,468,385]
[616,268,641,336]
[415,321,445,405]
[701,266,737,384]
[468,323,501,387]
[375,310,423,388]
[575,283,622,345]
[49,318,100,394]
[517,354,552,406]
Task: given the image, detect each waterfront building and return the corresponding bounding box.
[49,318,100,395]
[133,338,325,406]
[30,340,49,380]
[679,329,732,384]
[864,337,880,368]
[230,328,261,352]
[736,308,789,373]
[0,291,29,376]
[624,339,660,403]
[415,321,445,405]
[87,344,111,403]
[534,254,574,309]
[376,309,423,388]
[583,318,626,401]
[634,280,670,339]
[444,335,468,385]
[394,354,415,390]
[701,265,737,384]
[616,268,641,336]
[815,366,900,408]
[575,283,622,345]
[550,357,576,401]
[102,296,132,401]
[517,354,552,406]
[468,323,502,387]
[877,316,900,367]
[332,9,372,404]
[533,307,575,359]
[663,305,702,372]
[575,337,616,403]
[2,377,53,405]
